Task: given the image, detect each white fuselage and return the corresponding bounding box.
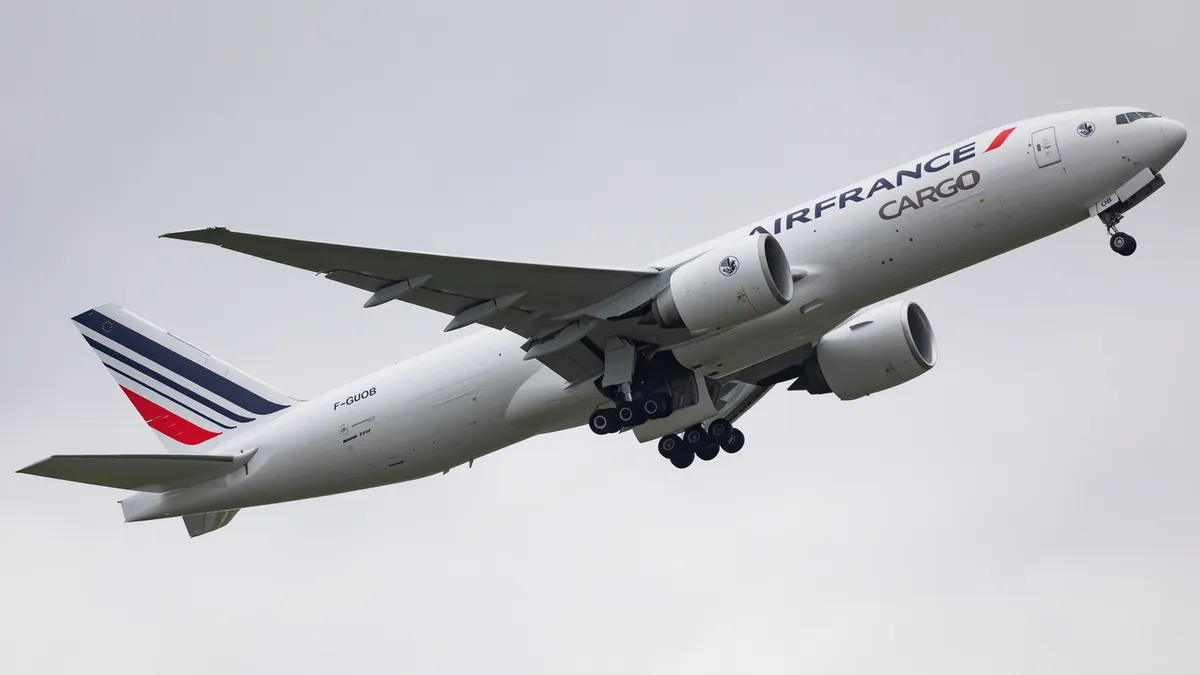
[121,107,1186,522]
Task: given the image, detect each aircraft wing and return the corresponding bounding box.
[163,228,694,383]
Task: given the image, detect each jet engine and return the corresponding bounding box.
[789,300,937,400]
[649,233,793,333]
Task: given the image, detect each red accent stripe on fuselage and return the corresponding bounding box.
[985,127,1017,152]
[120,386,221,445]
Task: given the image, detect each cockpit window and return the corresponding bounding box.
[1117,111,1159,124]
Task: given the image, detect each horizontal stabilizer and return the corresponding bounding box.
[17,450,254,493]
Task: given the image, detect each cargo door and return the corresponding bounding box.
[1032,126,1061,168]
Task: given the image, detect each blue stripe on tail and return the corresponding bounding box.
[84,337,255,424]
[73,310,289,415]
[104,363,237,430]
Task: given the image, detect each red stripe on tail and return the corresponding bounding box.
[986,127,1017,152]
[120,386,221,446]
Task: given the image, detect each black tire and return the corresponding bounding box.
[683,425,707,446]
[670,448,695,469]
[616,401,638,426]
[643,394,673,420]
[721,428,745,454]
[1110,232,1137,256]
[641,396,663,420]
[588,409,616,435]
[696,443,720,461]
[707,417,732,444]
[658,434,680,459]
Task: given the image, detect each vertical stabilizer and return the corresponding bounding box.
[71,303,296,453]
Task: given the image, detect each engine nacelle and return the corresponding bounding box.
[791,300,937,400]
[650,233,793,333]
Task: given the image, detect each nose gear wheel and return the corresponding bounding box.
[1110,232,1137,256]
[1100,211,1137,257]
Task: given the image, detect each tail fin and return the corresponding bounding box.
[71,303,296,452]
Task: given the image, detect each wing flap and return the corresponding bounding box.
[17,452,253,492]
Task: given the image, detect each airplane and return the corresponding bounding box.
[17,106,1187,537]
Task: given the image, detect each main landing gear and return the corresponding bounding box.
[656,418,746,469]
[587,348,737,468]
[1100,211,1137,257]
[587,394,674,435]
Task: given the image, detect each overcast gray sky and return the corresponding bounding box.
[3,2,1198,673]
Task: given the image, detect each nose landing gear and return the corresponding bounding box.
[1100,211,1137,257]
[1109,231,1137,256]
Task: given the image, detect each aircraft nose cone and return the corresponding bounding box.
[1160,118,1187,163]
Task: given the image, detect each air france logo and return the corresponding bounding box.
[878,170,981,221]
[718,256,739,276]
[1077,121,1096,137]
[748,139,980,235]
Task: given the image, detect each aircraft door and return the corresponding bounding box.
[1032,126,1061,168]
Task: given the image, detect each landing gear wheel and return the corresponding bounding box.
[643,391,672,417]
[1110,232,1137,256]
[696,443,720,461]
[658,434,681,459]
[707,417,732,445]
[641,395,669,421]
[588,409,616,435]
[721,428,745,454]
[669,447,695,469]
[682,425,707,446]
[616,401,641,427]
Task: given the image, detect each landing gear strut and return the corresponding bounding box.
[1100,211,1137,257]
